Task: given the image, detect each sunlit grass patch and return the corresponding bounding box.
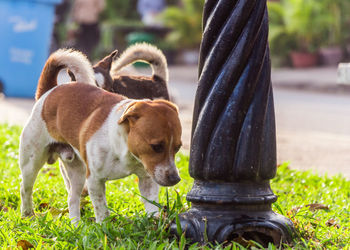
[0,123,349,249]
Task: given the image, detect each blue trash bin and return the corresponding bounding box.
[0,0,61,98]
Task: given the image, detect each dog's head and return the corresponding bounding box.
[93,50,118,92]
[118,100,182,186]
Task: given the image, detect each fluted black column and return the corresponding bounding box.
[170,0,294,246]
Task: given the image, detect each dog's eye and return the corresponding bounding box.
[151,143,164,153]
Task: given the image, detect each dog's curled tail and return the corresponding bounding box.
[35,48,95,100]
[111,43,168,83]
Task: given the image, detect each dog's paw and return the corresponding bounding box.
[21,209,35,218]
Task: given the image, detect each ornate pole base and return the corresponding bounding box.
[171,205,293,246]
[170,181,294,246]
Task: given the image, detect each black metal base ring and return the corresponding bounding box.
[170,205,294,247]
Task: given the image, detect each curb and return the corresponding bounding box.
[273,82,350,95]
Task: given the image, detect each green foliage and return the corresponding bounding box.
[100,0,182,21]
[268,0,331,53]
[100,0,140,22]
[159,0,204,49]
[320,0,350,47]
[93,0,143,59]
[268,0,350,64]
[0,124,349,248]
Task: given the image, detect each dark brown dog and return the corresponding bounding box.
[93,43,170,100]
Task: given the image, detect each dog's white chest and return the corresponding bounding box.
[85,111,146,181]
[100,151,144,181]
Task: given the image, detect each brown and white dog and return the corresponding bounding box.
[93,43,170,100]
[19,49,182,224]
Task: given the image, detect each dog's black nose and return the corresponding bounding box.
[168,174,181,185]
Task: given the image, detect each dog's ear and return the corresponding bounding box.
[118,101,145,126]
[153,99,179,113]
[111,50,118,61]
[94,50,118,71]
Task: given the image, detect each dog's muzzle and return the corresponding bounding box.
[153,164,181,186]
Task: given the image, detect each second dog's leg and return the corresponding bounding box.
[86,176,109,223]
[61,158,86,224]
[138,175,160,215]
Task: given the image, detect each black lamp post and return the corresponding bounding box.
[171,0,294,246]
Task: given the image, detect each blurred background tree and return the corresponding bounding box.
[159,0,204,50]
[95,0,204,64]
[55,0,350,67]
[268,0,350,67]
[101,0,139,21]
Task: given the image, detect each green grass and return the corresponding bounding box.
[0,123,349,249]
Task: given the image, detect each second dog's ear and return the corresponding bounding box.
[94,50,118,71]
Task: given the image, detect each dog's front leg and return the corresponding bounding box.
[86,176,109,223]
[138,175,160,216]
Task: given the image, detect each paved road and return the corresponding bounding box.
[274,89,350,178]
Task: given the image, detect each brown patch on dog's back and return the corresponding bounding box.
[42,83,125,174]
